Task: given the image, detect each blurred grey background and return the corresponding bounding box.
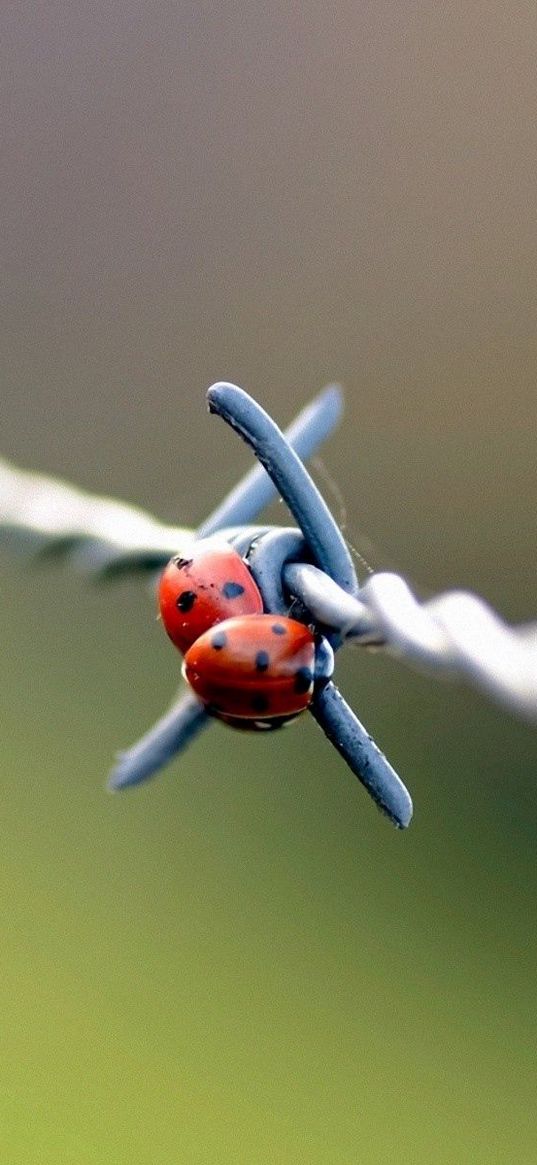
[1,4,536,1162]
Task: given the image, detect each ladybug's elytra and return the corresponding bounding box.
[158,542,333,728]
[158,540,263,654]
[183,613,317,724]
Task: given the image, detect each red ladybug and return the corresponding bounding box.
[183,613,320,726]
[158,540,263,653]
[159,542,334,728]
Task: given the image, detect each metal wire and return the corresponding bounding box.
[1,382,535,833]
[0,384,344,575]
[284,564,537,723]
[0,456,194,571]
[1,462,536,724]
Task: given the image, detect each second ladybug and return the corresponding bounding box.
[183,613,330,727]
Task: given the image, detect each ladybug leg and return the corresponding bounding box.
[311,683,413,828]
[207,382,358,597]
[108,689,208,791]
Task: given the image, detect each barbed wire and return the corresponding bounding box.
[1,382,535,827]
[0,455,195,570]
[284,563,537,722]
[2,441,535,722]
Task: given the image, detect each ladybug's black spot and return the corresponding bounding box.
[173,557,192,570]
[294,667,313,694]
[271,623,287,635]
[176,590,196,612]
[251,693,270,714]
[222,581,245,599]
[211,630,227,650]
[255,650,270,672]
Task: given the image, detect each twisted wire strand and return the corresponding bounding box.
[284,563,537,722]
[0,456,194,571]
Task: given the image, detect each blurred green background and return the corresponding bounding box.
[1,3,536,1162]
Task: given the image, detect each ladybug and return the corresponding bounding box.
[158,539,263,653]
[183,613,334,729]
[159,543,334,729]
